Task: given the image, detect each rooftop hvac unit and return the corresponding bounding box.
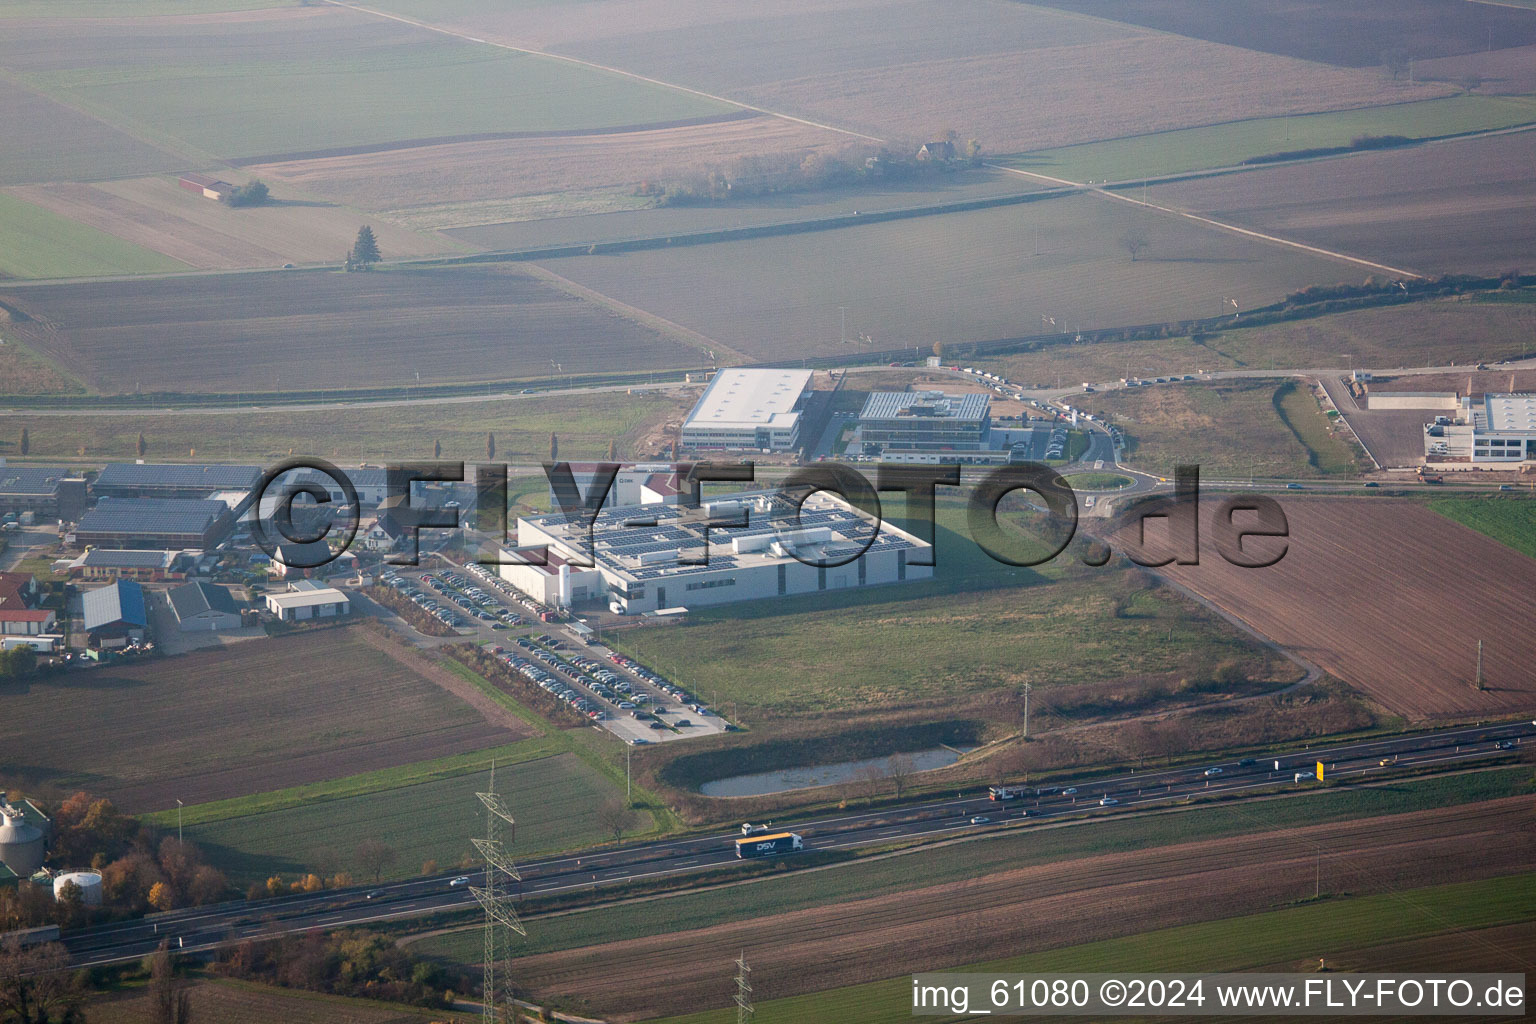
[638,548,680,565]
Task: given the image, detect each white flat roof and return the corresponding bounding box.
[266,588,349,608]
[1484,393,1536,433]
[684,369,812,431]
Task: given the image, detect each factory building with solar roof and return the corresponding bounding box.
[73,497,234,550]
[501,488,933,615]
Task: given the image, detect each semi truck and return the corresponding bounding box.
[988,786,1028,801]
[734,832,803,858]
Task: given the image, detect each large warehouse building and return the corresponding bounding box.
[502,489,933,614]
[1424,393,1536,464]
[0,465,87,521]
[74,497,234,550]
[680,369,814,452]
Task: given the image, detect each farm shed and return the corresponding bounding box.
[167,581,242,632]
[82,580,148,648]
[178,173,235,201]
[265,586,350,621]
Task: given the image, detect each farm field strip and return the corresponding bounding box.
[506,798,1536,1018]
[0,627,529,811]
[0,192,190,279]
[1428,497,1536,561]
[1150,498,1536,717]
[1143,128,1536,277]
[1004,94,1536,184]
[654,871,1536,1024]
[0,265,709,395]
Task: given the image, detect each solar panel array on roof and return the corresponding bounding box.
[76,497,228,536]
[0,467,68,496]
[95,463,261,493]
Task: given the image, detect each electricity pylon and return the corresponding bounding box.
[734,951,754,1024]
[474,761,525,1024]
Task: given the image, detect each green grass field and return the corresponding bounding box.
[1062,472,1133,490]
[21,33,734,162]
[412,768,1534,966]
[1004,94,1536,183]
[1078,379,1360,479]
[611,504,1284,718]
[1428,496,1536,560]
[0,194,189,279]
[656,872,1536,1024]
[183,753,649,884]
[0,390,681,465]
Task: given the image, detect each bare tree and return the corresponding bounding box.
[354,839,397,884]
[595,800,638,844]
[1121,227,1149,262]
[0,939,85,1024]
[886,753,916,800]
[1381,47,1410,81]
[148,942,194,1024]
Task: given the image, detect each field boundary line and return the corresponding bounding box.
[322,0,883,144]
[985,161,1426,279]
[519,261,748,366]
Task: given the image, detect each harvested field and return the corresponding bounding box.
[744,38,1447,154]
[374,0,1447,153]
[0,193,190,280]
[0,627,530,811]
[6,177,462,269]
[2,5,730,165]
[246,116,850,230]
[0,78,182,186]
[89,977,445,1024]
[509,798,1536,1019]
[1416,43,1536,95]
[1144,499,1536,717]
[0,265,707,394]
[1025,0,1536,67]
[1371,367,1536,395]
[536,191,1352,363]
[1146,130,1536,276]
[971,299,1536,388]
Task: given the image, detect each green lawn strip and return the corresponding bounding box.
[0,193,190,279]
[1002,94,1536,183]
[1273,380,1360,475]
[412,769,1533,966]
[142,736,563,828]
[654,872,1536,1024]
[181,753,645,885]
[1428,496,1536,560]
[1062,472,1133,491]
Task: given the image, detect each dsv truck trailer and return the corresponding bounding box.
[734,832,804,858]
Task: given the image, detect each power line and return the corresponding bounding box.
[473,760,526,1024]
[735,950,754,1024]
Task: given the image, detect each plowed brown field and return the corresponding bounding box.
[1148,499,1536,717]
[511,799,1535,1019]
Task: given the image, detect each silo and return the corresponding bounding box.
[0,810,45,877]
[52,871,104,906]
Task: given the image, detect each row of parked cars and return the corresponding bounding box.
[379,571,473,630]
[424,569,525,629]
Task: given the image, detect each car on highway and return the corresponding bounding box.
[1238,758,1257,767]
[970,815,991,824]
[1496,740,1515,750]
[1099,796,1118,806]
[1061,787,1077,796]
[449,876,470,887]
[1204,767,1223,776]
[366,889,386,900]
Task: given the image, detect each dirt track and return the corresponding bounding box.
[1149,498,1536,718]
[510,798,1535,1020]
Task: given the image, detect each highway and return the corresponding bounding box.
[57,720,1531,968]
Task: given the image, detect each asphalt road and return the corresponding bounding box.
[58,720,1532,968]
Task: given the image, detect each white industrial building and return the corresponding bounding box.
[680,369,814,452]
[1424,393,1536,463]
[547,463,684,511]
[500,489,933,614]
[265,581,351,621]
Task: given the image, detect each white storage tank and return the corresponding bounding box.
[0,810,45,877]
[52,871,104,906]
